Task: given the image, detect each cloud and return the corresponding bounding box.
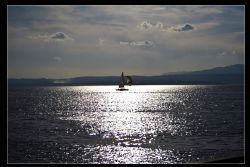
[218,51,227,56]
[137,21,195,32]
[29,32,73,42]
[137,21,164,31]
[120,40,154,47]
[98,38,105,45]
[218,50,238,57]
[138,21,154,30]
[50,32,73,41]
[53,56,62,62]
[170,24,195,32]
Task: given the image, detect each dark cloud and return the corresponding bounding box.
[51,32,67,40]
[49,32,73,41]
[172,24,194,32]
[29,32,73,42]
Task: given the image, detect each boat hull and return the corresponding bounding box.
[116,88,129,91]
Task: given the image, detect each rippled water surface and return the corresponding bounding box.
[8,85,244,163]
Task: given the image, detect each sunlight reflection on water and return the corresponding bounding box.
[56,85,207,163]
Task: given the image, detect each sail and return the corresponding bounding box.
[117,72,132,90]
[118,72,132,88]
[119,72,125,88]
[126,76,132,85]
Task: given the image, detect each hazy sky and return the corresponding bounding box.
[8,5,244,78]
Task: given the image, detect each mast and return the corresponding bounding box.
[121,72,124,84]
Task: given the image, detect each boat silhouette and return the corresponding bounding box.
[116,72,132,91]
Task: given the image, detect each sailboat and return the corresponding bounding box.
[116,72,132,91]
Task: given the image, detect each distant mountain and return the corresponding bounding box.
[190,64,244,75]
[8,64,244,86]
[163,64,244,75]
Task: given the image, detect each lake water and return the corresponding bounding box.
[8,85,244,164]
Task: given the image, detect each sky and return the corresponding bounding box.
[8,5,245,78]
